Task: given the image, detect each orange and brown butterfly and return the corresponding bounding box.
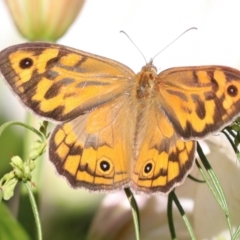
[0,42,240,194]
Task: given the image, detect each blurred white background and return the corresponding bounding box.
[1,1,240,239]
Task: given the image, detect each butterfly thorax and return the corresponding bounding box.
[136,63,158,99]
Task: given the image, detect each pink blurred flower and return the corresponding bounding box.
[88,135,240,240]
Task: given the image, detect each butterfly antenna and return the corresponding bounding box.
[120,30,147,64]
[152,27,198,60]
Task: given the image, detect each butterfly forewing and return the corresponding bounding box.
[157,66,240,140]
[0,43,135,122]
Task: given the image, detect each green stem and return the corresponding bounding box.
[187,174,205,183]
[24,182,42,240]
[0,121,45,141]
[124,188,140,240]
[167,191,176,240]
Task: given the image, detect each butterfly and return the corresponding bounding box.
[0,42,239,195]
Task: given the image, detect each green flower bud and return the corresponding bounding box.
[5,0,83,41]
[10,156,23,170]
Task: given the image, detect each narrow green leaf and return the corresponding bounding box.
[197,143,229,212]
[232,225,240,240]
[171,191,196,240]
[0,203,30,240]
[222,129,238,154]
[197,143,232,235]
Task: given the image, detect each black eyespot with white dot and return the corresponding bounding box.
[227,85,238,97]
[144,163,152,174]
[19,57,33,69]
[100,160,110,172]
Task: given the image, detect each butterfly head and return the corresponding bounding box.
[141,59,158,74]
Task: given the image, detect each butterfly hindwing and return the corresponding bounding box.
[49,93,135,192]
[132,97,196,194]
